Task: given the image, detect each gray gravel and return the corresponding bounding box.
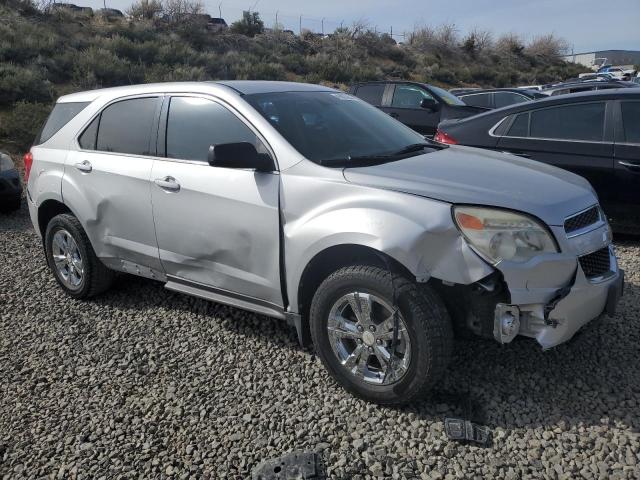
[1,203,639,479]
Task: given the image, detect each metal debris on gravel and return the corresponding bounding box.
[1,203,639,479]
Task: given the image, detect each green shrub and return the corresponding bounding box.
[0,63,52,106]
[0,101,51,151]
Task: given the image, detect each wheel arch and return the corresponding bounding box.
[296,244,414,339]
[37,199,73,239]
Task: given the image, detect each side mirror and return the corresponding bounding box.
[207,142,274,172]
[420,98,439,110]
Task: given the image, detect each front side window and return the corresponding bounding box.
[621,101,640,143]
[530,102,605,141]
[460,93,492,108]
[166,97,265,162]
[353,84,385,106]
[391,85,434,109]
[245,91,430,166]
[96,97,158,155]
[494,92,529,108]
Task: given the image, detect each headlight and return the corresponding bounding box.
[453,206,558,264]
[0,153,14,172]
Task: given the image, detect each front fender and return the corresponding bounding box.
[281,166,493,313]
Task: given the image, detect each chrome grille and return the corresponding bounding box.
[579,247,610,278]
[564,206,600,234]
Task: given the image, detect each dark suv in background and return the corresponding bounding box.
[349,81,487,136]
[435,89,640,232]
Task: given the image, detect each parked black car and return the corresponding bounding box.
[541,80,638,96]
[452,88,547,109]
[435,89,640,231]
[348,81,488,136]
[0,152,22,213]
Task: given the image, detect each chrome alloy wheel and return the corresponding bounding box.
[327,292,411,385]
[51,229,84,290]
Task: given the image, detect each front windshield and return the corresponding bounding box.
[245,91,430,166]
[429,85,466,106]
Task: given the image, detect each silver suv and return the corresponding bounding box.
[26,81,623,405]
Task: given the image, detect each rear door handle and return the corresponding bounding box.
[154,176,180,191]
[388,112,399,118]
[75,160,92,172]
[618,160,640,172]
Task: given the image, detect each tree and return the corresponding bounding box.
[230,11,264,37]
[127,0,163,20]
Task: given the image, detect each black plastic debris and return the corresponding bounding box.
[444,417,491,446]
[252,451,320,480]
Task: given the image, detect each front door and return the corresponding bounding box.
[63,96,163,273]
[612,99,640,225]
[150,95,282,306]
[381,84,441,136]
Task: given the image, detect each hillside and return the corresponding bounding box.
[0,1,584,154]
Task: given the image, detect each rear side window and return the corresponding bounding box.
[621,102,640,143]
[36,102,89,145]
[166,97,262,162]
[96,97,158,155]
[494,92,529,108]
[506,113,529,137]
[530,103,605,141]
[354,84,385,106]
[460,93,491,108]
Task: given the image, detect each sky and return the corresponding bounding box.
[82,0,639,53]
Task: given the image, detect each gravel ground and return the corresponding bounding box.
[1,203,639,480]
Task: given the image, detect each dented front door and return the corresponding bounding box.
[150,159,283,306]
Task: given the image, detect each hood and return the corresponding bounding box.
[342,146,597,226]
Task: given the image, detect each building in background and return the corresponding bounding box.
[563,50,640,69]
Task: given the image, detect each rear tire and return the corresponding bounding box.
[310,265,453,405]
[45,213,114,299]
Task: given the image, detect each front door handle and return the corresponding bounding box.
[388,112,399,118]
[154,176,180,191]
[504,151,531,159]
[618,160,640,172]
[75,160,92,172]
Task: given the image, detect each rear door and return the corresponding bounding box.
[612,99,640,217]
[63,96,163,274]
[381,84,440,136]
[496,101,615,206]
[351,83,387,108]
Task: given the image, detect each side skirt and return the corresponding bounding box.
[164,275,286,320]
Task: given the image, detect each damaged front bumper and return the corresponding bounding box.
[492,222,623,349]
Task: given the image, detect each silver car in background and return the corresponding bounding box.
[25,81,623,405]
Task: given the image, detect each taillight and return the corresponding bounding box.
[434,130,458,145]
[23,151,33,182]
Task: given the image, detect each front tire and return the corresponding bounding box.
[310,265,453,405]
[45,213,114,299]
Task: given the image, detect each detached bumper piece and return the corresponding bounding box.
[252,451,320,480]
[444,417,491,446]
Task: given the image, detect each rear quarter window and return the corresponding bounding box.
[35,102,89,145]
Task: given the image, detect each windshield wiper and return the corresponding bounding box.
[393,143,430,154]
[318,143,433,167]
